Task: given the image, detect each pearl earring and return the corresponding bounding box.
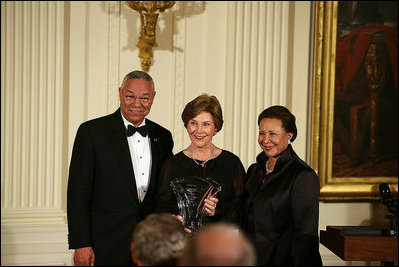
[288,140,291,145]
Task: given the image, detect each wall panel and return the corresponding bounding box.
[224,1,290,168]
[1,2,69,265]
[1,0,65,223]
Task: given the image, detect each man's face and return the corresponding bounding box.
[119,78,155,127]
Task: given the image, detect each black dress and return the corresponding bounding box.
[156,150,246,225]
[242,145,323,266]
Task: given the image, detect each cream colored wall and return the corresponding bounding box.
[1,1,388,266]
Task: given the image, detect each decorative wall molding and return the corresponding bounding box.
[224,1,290,167]
[1,209,66,226]
[1,2,70,265]
[171,1,187,152]
[1,0,65,216]
[107,1,122,113]
[1,224,73,266]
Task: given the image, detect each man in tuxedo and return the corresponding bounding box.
[67,70,174,266]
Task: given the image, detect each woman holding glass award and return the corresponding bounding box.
[156,94,246,232]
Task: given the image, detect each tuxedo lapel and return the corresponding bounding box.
[146,124,161,195]
[107,110,139,202]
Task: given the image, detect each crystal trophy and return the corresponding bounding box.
[170,177,222,232]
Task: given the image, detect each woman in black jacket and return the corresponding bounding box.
[242,105,322,266]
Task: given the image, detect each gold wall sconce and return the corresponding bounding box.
[125,1,175,72]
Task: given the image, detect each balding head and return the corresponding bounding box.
[182,223,256,266]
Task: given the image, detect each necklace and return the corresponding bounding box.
[265,160,273,174]
[188,145,215,167]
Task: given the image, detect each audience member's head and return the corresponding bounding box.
[181,222,256,266]
[131,213,187,266]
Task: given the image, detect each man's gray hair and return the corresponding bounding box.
[132,213,187,266]
[120,70,155,92]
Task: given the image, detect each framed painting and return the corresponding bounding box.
[310,1,398,201]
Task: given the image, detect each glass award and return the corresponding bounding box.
[170,177,222,232]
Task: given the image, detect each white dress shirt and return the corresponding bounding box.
[122,114,152,202]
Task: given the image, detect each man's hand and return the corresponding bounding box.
[74,246,95,266]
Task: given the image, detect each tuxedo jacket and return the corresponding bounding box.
[67,108,173,266]
[243,145,322,266]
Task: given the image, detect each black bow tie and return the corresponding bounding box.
[126,125,149,137]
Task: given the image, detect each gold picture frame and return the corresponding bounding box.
[310,1,398,201]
